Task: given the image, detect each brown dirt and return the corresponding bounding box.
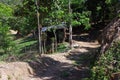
[0,40,100,80]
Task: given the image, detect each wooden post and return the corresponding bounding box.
[63,28,66,42]
[69,0,73,49]
[53,30,57,52]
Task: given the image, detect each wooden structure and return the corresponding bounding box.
[41,23,68,53]
[41,23,67,42]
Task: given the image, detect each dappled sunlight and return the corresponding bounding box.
[1,0,119,79]
[9,30,18,35]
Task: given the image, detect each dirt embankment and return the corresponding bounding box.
[0,62,41,80]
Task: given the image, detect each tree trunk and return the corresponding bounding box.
[69,0,73,49]
[69,24,72,48]
[63,28,66,42]
[53,30,57,52]
[51,38,55,53]
[43,39,46,54]
[38,24,42,55]
[98,17,120,54]
[35,0,42,56]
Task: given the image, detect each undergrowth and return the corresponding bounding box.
[0,37,69,62]
[84,42,120,80]
[57,42,69,53]
[0,37,37,62]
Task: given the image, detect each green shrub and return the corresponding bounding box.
[85,42,120,80]
[57,42,69,53]
[0,3,15,55]
[0,25,15,54]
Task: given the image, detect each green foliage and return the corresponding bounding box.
[9,0,56,35]
[72,11,91,29]
[6,0,92,34]
[44,0,66,26]
[2,0,119,36]
[86,42,120,80]
[0,3,13,27]
[1,0,120,61]
[69,0,91,29]
[0,0,22,5]
[105,0,120,19]
[86,0,120,24]
[0,3,13,17]
[57,42,69,53]
[44,0,91,29]
[0,37,37,61]
[9,0,37,35]
[118,13,120,17]
[0,3,15,54]
[8,17,32,35]
[0,24,14,54]
[105,0,118,4]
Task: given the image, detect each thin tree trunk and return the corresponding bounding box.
[69,0,73,49]
[35,0,42,56]
[69,24,72,48]
[53,30,57,52]
[43,39,46,54]
[63,28,66,42]
[42,43,44,54]
[38,24,42,55]
[42,32,47,54]
[51,38,55,53]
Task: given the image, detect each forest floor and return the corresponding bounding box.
[0,34,100,80]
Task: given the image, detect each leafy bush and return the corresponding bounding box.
[0,24,15,54]
[0,3,15,59]
[85,42,120,80]
[57,42,69,53]
[0,3,13,17]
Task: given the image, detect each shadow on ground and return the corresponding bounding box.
[67,46,99,67]
[28,46,99,80]
[28,57,89,80]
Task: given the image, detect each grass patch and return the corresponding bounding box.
[57,42,69,53]
[14,37,37,52]
[0,37,38,62]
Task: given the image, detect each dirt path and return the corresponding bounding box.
[30,40,100,80]
[0,40,100,80]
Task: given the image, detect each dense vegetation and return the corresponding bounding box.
[82,42,120,80]
[0,0,120,79]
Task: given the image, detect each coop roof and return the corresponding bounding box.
[42,23,67,32]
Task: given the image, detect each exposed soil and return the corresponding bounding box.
[0,38,100,80]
